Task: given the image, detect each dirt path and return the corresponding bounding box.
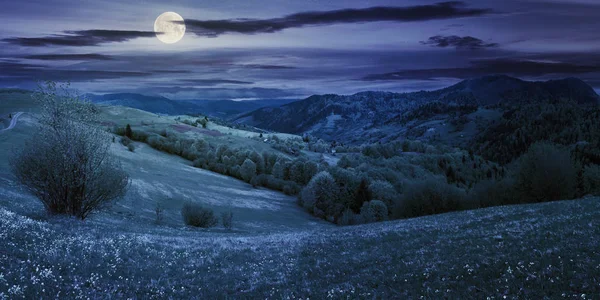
[0,112,23,132]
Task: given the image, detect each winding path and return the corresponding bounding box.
[0,112,23,133]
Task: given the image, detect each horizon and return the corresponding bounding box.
[4,74,599,101]
[2,1,600,100]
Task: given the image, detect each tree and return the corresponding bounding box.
[272,161,285,179]
[514,142,577,203]
[125,123,132,138]
[249,151,265,174]
[369,180,396,215]
[240,159,257,182]
[198,118,208,128]
[351,178,371,213]
[10,81,129,220]
[360,200,388,223]
[301,171,337,217]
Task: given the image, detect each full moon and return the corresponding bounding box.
[154,12,186,44]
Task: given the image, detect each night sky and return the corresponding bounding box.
[2,0,600,100]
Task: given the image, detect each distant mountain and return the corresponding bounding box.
[233,75,600,144]
[86,93,201,115]
[86,93,299,117]
[184,99,299,118]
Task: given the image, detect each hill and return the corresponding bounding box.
[87,93,203,115]
[87,93,298,117]
[233,76,600,145]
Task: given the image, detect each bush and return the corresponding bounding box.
[198,118,208,128]
[272,161,285,179]
[10,82,129,220]
[221,211,233,230]
[514,142,577,203]
[155,201,164,224]
[120,136,132,146]
[369,180,397,215]
[394,178,466,219]
[181,202,218,228]
[300,171,338,218]
[360,200,389,223]
[125,124,132,138]
[240,159,257,182]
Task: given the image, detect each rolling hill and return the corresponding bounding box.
[87,93,298,117]
[233,75,600,144]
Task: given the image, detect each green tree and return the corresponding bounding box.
[125,124,132,138]
[240,159,257,182]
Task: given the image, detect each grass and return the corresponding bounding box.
[1,196,599,298]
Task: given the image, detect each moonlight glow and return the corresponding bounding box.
[154,12,185,44]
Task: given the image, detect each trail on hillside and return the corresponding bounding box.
[0,112,23,133]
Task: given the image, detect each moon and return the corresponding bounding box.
[154,12,186,44]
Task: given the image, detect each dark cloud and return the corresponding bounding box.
[23,53,113,60]
[180,2,493,37]
[420,35,498,50]
[0,61,152,82]
[180,79,254,86]
[3,30,157,47]
[362,59,600,81]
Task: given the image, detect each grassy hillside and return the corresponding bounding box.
[1,188,599,298]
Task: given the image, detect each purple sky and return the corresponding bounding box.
[1,0,600,100]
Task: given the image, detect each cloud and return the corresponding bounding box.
[361,59,600,81]
[3,30,157,47]
[180,79,254,86]
[0,61,152,82]
[234,64,296,69]
[23,53,113,60]
[420,35,498,50]
[180,2,493,37]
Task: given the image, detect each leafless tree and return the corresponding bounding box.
[10,81,129,220]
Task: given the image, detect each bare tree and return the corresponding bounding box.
[10,81,129,220]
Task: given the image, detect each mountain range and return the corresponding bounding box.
[86,93,298,118]
[232,75,600,144]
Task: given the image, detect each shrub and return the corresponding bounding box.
[10,82,129,220]
[221,211,233,230]
[155,201,164,224]
[300,171,338,218]
[394,178,466,219]
[240,159,257,182]
[120,136,132,147]
[369,180,397,215]
[127,144,135,152]
[125,124,132,138]
[514,142,577,203]
[181,202,218,228]
[360,200,389,223]
[198,118,208,128]
[272,161,285,179]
